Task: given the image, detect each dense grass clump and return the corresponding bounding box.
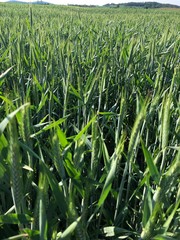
[0,3,179,239]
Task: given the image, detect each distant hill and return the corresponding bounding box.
[6,0,27,3]
[6,0,50,4]
[104,2,180,9]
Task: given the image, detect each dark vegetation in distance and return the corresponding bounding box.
[67,4,97,7]
[104,2,180,8]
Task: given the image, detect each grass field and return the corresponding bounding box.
[0,3,180,240]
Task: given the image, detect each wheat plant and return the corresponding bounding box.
[0,3,179,240]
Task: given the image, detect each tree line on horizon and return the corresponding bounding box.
[69,2,180,8]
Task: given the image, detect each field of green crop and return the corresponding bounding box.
[0,3,179,239]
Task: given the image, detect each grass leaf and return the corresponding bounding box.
[141,139,160,185]
[0,103,30,136]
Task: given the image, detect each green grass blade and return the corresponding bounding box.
[30,117,67,138]
[141,139,160,185]
[74,115,96,142]
[98,136,125,207]
[0,66,14,80]
[57,217,81,240]
[0,103,29,136]
[0,214,33,224]
[40,161,67,217]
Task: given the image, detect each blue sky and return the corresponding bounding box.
[0,0,180,6]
